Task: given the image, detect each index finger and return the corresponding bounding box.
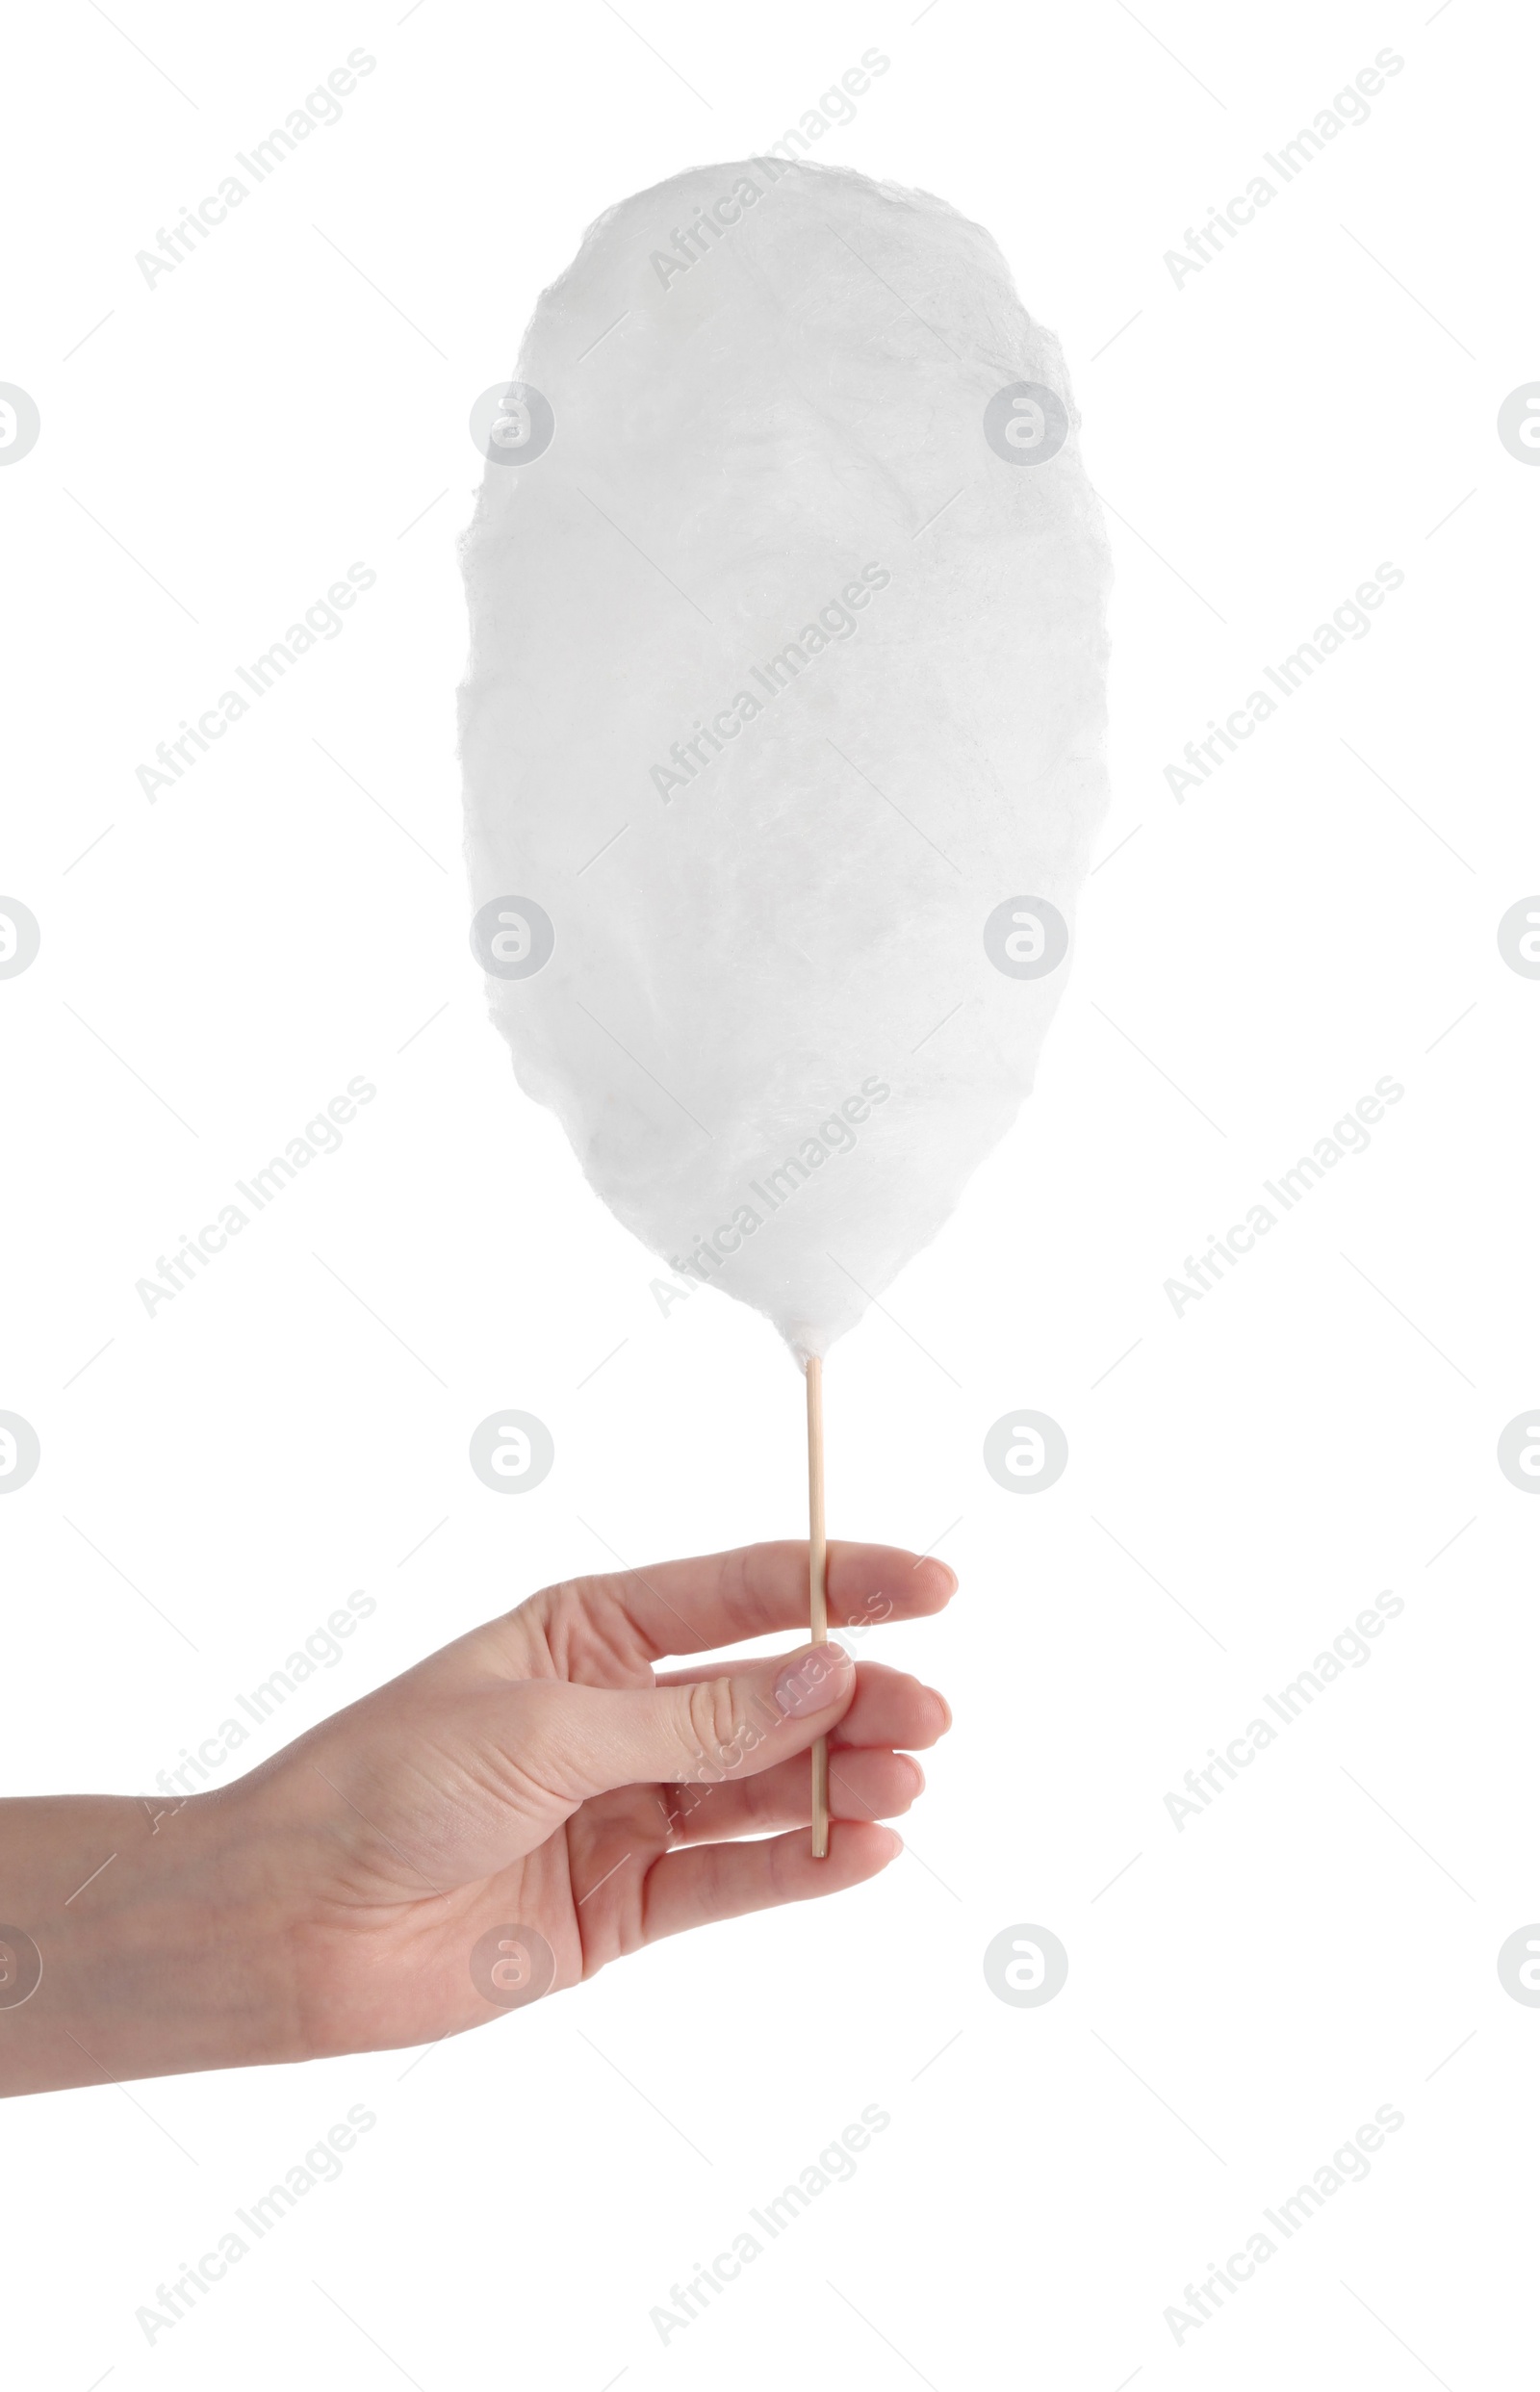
[541,1539,957,1668]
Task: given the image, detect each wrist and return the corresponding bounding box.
[0,1787,305,2095]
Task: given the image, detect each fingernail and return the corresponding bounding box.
[929,1686,953,1733]
[775,1643,854,1719]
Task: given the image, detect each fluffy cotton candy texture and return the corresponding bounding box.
[460,159,1111,1361]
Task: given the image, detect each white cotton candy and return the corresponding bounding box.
[459,159,1111,1361]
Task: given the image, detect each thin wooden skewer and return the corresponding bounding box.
[807,1353,830,1859]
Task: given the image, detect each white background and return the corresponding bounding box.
[3,0,1538,2384]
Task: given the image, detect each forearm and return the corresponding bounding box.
[0,1790,303,2095]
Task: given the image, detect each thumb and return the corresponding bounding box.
[536,1642,857,1804]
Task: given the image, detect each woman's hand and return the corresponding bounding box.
[0,1541,954,2091]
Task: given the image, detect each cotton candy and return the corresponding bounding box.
[459,159,1110,1360]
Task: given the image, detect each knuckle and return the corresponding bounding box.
[681,1674,745,1777]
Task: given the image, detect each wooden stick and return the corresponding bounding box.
[807,1353,830,1858]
